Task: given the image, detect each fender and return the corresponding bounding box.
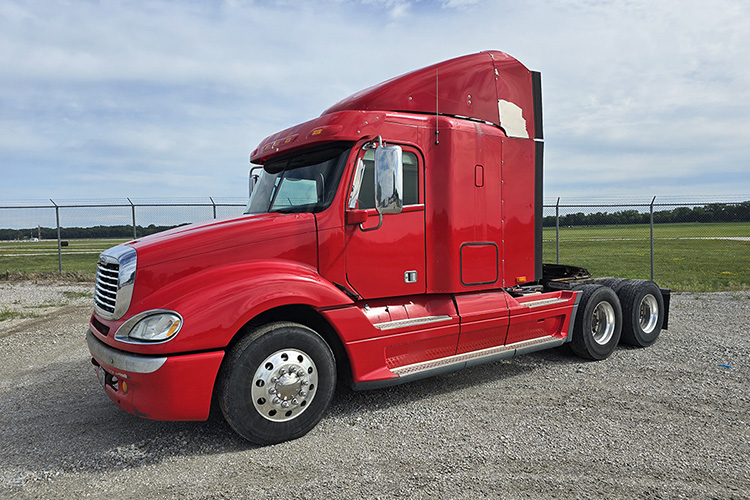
[108,259,354,355]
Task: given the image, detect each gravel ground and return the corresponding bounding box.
[0,281,748,499]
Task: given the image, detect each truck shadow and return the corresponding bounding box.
[0,359,249,477]
[0,345,597,476]
[329,344,582,416]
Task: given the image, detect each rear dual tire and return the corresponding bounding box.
[570,285,623,360]
[571,280,664,361]
[616,280,664,347]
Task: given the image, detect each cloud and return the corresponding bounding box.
[0,0,748,202]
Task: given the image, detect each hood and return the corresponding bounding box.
[127,212,317,269]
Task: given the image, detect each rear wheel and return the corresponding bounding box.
[570,285,622,360]
[218,322,336,445]
[598,277,628,293]
[617,280,664,347]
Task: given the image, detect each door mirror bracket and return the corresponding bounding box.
[359,212,383,232]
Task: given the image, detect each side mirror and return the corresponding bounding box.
[374,145,403,215]
[249,166,263,197]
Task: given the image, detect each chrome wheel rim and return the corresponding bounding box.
[639,294,659,334]
[251,349,318,422]
[591,301,616,345]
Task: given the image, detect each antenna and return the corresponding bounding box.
[435,68,439,145]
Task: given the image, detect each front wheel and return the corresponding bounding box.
[570,285,623,360]
[218,322,336,445]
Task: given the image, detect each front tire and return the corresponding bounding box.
[218,322,336,445]
[570,285,622,360]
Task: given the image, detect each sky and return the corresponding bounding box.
[1,0,749,205]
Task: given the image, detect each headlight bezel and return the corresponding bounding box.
[114,309,184,344]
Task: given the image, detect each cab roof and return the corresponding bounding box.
[251,51,540,164]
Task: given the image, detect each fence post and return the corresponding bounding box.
[210,197,217,219]
[555,197,560,265]
[127,198,137,239]
[50,199,62,272]
[650,196,656,281]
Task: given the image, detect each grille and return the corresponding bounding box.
[95,259,119,315]
[93,245,137,320]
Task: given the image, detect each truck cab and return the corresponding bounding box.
[87,51,668,444]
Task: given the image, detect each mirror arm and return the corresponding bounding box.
[363,135,384,151]
[358,213,383,232]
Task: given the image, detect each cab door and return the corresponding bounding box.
[344,146,425,299]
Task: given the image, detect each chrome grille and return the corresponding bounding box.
[95,259,119,315]
[94,245,137,320]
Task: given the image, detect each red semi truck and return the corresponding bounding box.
[87,51,669,444]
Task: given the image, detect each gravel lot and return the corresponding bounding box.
[0,281,748,499]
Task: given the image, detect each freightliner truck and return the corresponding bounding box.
[87,51,669,444]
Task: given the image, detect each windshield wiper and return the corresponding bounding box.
[269,207,302,214]
[270,204,318,214]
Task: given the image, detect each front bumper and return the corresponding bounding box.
[86,329,224,421]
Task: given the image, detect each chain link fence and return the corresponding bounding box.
[0,198,246,275]
[1,196,748,290]
[543,196,750,290]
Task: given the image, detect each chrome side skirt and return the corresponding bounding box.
[353,335,565,390]
[374,314,453,331]
[521,297,569,308]
[392,335,564,376]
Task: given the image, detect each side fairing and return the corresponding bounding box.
[324,51,537,140]
[424,117,506,293]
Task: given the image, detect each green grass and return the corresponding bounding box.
[62,290,94,300]
[0,308,38,322]
[543,221,750,240]
[543,222,750,291]
[1,224,749,291]
[0,238,127,277]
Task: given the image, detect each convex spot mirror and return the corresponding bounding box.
[374,145,403,215]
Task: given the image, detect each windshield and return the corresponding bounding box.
[245,144,352,215]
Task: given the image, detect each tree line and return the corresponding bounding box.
[543,202,750,227]
[0,224,185,241]
[1,202,748,240]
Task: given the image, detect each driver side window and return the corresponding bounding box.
[355,149,419,210]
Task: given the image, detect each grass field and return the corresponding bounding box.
[543,222,750,291]
[0,238,128,275]
[1,222,748,291]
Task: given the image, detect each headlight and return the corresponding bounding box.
[115,310,183,343]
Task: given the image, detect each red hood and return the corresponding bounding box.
[127,212,317,269]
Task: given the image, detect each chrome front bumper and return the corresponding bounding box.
[86,329,167,374]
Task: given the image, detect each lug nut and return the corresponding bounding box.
[279,368,286,376]
[282,401,290,409]
[272,397,281,405]
[268,388,277,395]
[299,390,307,397]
